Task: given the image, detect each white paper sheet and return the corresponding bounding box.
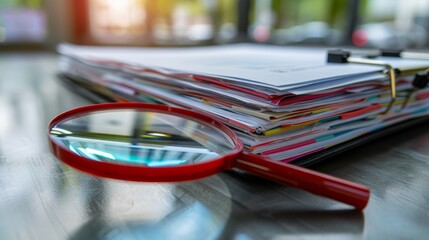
[59,44,386,90]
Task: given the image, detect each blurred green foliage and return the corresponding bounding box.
[0,0,42,8]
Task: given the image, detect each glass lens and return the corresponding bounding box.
[49,109,236,167]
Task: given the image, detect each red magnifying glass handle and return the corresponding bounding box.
[234,153,370,210]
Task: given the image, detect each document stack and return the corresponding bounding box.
[58,44,429,165]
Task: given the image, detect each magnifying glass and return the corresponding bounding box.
[48,102,370,210]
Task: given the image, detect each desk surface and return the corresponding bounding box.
[1,53,429,240]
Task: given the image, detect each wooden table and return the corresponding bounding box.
[1,53,429,239]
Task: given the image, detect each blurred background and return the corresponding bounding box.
[1,0,429,50]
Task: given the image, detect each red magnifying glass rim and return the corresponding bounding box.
[48,102,243,182]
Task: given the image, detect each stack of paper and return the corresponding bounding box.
[58,44,429,162]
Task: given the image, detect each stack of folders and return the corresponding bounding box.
[58,44,429,163]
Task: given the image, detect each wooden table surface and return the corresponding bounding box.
[1,53,429,240]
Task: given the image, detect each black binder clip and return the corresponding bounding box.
[327,49,397,114]
[380,49,429,60]
[380,49,403,57]
[402,72,429,109]
[326,49,350,63]
[380,49,429,108]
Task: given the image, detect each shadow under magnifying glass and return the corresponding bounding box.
[70,176,364,240]
[69,175,233,240]
[214,171,365,239]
